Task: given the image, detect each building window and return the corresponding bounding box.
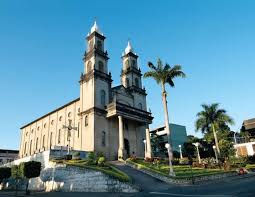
[42,135,45,149]
[97,40,102,51]
[37,126,40,131]
[31,129,34,134]
[78,122,80,138]
[85,116,88,126]
[43,123,47,128]
[125,60,129,68]
[58,129,61,144]
[36,138,38,151]
[30,140,32,155]
[51,120,54,125]
[132,60,136,67]
[89,40,94,51]
[87,61,92,72]
[100,90,106,106]
[126,78,130,87]
[102,131,106,146]
[138,103,142,110]
[24,142,27,155]
[135,78,139,87]
[98,61,104,72]
[78,108,80,113]
[50,132,53,148]
[68,112,71,118]
[59,116,62,121]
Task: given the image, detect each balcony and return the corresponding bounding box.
[106,102,153,124]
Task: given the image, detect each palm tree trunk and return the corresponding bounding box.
[161,83,174,176]
[212,123,220,155]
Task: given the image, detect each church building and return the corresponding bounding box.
[19,22,153,160]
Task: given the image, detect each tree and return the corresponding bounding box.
[195,103,234,158]
[11,165,22,195]
[144,58,186,175]
[0,167,11,189]
[218,139,235,160]
[19,161,41,195]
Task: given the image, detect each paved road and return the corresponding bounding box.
[1,162,255,197]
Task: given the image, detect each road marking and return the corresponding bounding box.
[149,192,233,197]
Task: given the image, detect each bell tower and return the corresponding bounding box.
[121,41,142,89]
[83,21,109,74]
[79,21,112,152]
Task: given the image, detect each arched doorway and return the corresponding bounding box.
[124,138,130,158]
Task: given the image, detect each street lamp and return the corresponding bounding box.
[178,145,183,159]
[192,142,201,164]
[165,143,175,176]
[213,145,219,163]
[143,139,147,158]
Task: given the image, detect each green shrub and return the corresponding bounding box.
[11,165,21,179]
[72,152,81,160]
[179,158,189,165]
[19,161,41,194]
[87,152,96,165]
[97,157,106,166]
[64,154,72,160]
[0,167,11,183]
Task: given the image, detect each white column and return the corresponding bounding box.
[118,116,124,160]
[145,127,152,158]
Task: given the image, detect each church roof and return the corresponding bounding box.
[243,118,255,130]
[89,21,103,35]
[20,97,80,129]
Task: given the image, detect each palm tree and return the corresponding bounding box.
[144,58,186,176]
[195,103,234,157]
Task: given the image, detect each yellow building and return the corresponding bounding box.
[19,22,153,160]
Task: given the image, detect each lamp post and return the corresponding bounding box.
[178,145,183,159]
[193,142,201,164]
[143,139,147,158]
[165,143,175,176]
[213,145,219,163]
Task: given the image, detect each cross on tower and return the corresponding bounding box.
[63,119,78,154]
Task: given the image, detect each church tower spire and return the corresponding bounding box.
[83,21,109,74]
[121,41,142,89]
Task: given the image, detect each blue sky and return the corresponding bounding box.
[0,0,255,150]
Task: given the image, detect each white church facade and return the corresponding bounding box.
[19,22,153,160]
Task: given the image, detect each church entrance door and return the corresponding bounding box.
[124,138,130,158]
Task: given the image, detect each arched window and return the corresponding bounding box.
[135,78,139,87]
[24,142,27,155]
[78,122,80,138]
[89,40,94,51]
[42,135,45,149]
[100,90,106,106]
[87,61,92,72]
[126,78,130,87]
[125,60,129,68]
[30,140,32,155]
[85,116,88,126]
[50,132,53,148]
[36,138,38,151]
[102,131,106,146]
[98,61,104,72]
[58,129,61,144]
[68,112,71,118]
[132,60,136,67]
[138,103,142,110]
[97,40,102,51]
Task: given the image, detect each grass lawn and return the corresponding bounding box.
[51,159,131,182]
[127,159,231,178]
